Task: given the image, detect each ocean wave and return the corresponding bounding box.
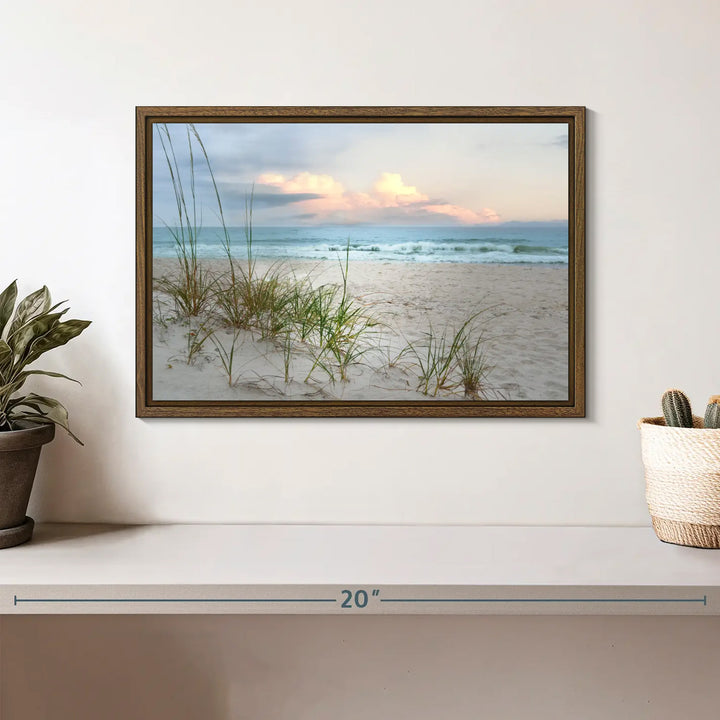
[153,230,568,265]
[319,241,566,259]
[328,244,381,252]
[512,244,567,255]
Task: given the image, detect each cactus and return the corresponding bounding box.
[705,402,720,429]
[662,389,693,428]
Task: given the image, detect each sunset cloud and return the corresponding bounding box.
[256,172,285,186]
[256,170,498,224]
[257,172,344,196]
[373,172,429,206]
[423,204,500,224]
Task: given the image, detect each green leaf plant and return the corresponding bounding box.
[0,281,90,443]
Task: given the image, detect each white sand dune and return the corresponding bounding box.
[152,259,568,402]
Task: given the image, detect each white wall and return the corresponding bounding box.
[2,0,718,524]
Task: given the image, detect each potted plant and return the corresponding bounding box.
[0,280,90,548]
[639,389,720,548]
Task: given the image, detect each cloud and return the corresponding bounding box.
[256,169,499,225]
[258,172,345,196]
[550,133,569,148]
[250,192,325,207]
[423,204,500,224]
[373,172,428,206]
[152,124,358,222]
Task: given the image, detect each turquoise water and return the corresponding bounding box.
[153,223,568,264]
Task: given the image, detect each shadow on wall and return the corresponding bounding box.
[26,319,143,523]
[584,107,596,423]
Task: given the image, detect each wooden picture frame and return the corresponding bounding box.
[137,106,585,417]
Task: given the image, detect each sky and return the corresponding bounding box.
[152,121,569,227]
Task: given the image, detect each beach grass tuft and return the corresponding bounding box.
[458,335,493,400]
[209,329,243,386]
[185,322,213,365]
[403,312,495,399]
[154,124,216,319]
[302,244,379,383]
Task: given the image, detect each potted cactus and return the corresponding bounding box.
[639,389,720,548]
[0,280,90,548]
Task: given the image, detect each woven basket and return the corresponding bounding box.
[639,416,720,548]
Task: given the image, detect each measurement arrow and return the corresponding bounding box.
[380,596,708,605]
[14,595,337,606]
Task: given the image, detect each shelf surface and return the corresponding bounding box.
[0,523,719,615]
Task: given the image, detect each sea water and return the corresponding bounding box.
[153,223,568,265]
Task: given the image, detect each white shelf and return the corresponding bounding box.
[0,524,718,615]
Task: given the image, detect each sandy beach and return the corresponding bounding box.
[152,258,568,402]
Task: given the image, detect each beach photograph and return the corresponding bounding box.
[147,115,572,406]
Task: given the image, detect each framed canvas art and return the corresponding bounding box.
[136,106,585,417]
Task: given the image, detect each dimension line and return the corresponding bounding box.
[381,596,708,605]
[14,596,337,606]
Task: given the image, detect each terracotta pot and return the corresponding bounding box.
[0,423,55,548]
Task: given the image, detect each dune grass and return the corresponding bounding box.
[458,335,493,400]
[154,124,215,318]
[153,123,380,389]
[402,311,496,399]
[209,329,243,387]
[185,322,213,365]
[302,245,380,383]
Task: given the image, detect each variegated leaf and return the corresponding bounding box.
[8,413,80,444]
[0,370,79,400]
[8,286,51,336]
[10,310,67,359]
[14,370,80,385]
[0,377,27,399]
[0,281,17,337]
[7,394,82,444]
[0,339,11,381]
[23,319,91,365]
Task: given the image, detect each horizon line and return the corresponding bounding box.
[151,220,569,228]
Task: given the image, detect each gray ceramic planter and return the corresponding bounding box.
[0,423,55,548]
